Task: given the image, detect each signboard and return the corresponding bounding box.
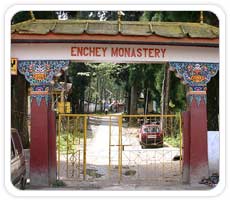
[58,102,71,113]
[11,58,18,75]
[11,43,219,63]
[71,46,166,60]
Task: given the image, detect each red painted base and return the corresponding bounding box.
[189,98,209,183]
[30,99,49,186]
[182,96,209,184]
[30,99,57,186]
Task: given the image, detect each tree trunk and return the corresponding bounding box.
[161,64,171,132]
[144,88,149,115]
[127,92,130,114]
[11,74,30,148]
[161,67,166,116]
[129,85,138,124]
[80,99,84,114]
[164,65,171,115]
[100,80,103,113]
[94,96,98,113]
[95,78,99,113]
[76,99,80,113]
[87,88,91,113]
[130,85,138,115]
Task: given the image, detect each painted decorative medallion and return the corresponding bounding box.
[169,62,219,106]
[18,60,69,85]
[18,60,69,106]
[169,62,218,89]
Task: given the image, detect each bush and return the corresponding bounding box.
[164,134,181,148]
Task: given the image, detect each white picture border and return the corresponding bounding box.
[4,4,226,197]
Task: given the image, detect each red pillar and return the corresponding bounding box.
[17,60,69,186]
[30,96,57,186]
[168,62,219,184]
[188,92,209,183]
[30,98,49,186]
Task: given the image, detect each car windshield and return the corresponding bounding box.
[143,126,160,133]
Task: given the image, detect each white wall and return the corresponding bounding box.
[208,131,220,174]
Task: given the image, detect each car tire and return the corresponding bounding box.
[159,143,164,148]
[141,145,146,149]
[20,176,26,190]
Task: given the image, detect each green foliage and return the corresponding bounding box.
[207,72,219,130]
[140,11,218,26]
[11,10,218,27]
[66,11,100,20]
[11,11,58,24]
[140,11,156,21]
[164,135,181,148]
[33,11,58,19]
[64,11,143,21]
[169,74,186,112]
[161,11,200,22]
[82,63,127,113]
[204,11,219,26]
[68,62,91,113]
[104,63,166,113]
[58,132,83,153]
[52,180,66,187]
[11,11,31,24]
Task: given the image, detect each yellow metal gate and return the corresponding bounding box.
[57,114,121,182]
[57,113,182,185]
[117,114,182,184]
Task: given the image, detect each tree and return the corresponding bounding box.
[11,11,31,24]
[68,62,91,113]
[140,11,219,131]
[11,11,58,24]
[141,11,218,26]
[86,62,126,113]
[64,11,143,21]
[207,72,219,130]
[169,74,186,112]
[161,64,171,115]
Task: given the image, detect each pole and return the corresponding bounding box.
[179,113,183,175]
[83,116,87,180]
[118,115,122,182]
[57,115,61,180]
[64,72,67,113]
[108,116,112,176]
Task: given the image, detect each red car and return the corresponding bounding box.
[139,124,164,148]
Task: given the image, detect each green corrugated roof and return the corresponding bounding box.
[11,19,219,38]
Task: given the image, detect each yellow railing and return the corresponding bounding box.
[57,113,183,183]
